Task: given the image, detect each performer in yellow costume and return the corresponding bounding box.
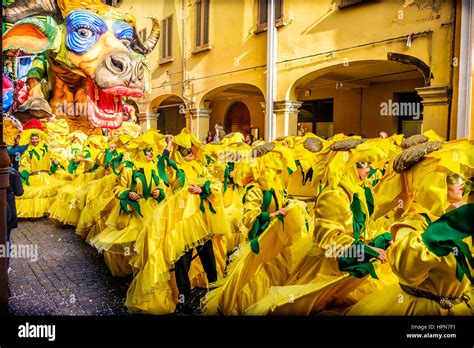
[89,132,168,277]
[125,128,231,315]
[206,133,253,252]
[76,135,132,240]
[239,138,398,315]
[48,135,106,226]
[201,142,311,315]
[346,139,474,315]
[50,130,89,182]
[16,129,65,218]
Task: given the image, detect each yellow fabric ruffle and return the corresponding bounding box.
[201,201,309,315]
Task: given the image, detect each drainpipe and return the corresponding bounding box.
[0,120,9,315]
[182,0,193,133]
[456,0,472,138]
[265,0,276,141]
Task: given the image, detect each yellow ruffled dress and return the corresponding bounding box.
[346,210,473,315]
[89,148,169,276]
[16,130,66,218]
[201,144,313,315]
[125,129,231,314]
[48,145,103,226]
[201,183,311,315]
[240,143,399,315]
[75,148,127,239]
[346,138,474,315]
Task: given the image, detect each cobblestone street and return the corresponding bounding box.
[8,220,131,316]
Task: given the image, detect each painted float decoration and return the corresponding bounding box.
[2,0,160,134]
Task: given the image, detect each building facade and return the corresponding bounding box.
[122,0,472,141]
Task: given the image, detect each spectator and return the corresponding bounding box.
[297,126,305,137]
[7,165,24,271]
[7,133,28,171]
[245,133,254,145]
[205,131,214,144]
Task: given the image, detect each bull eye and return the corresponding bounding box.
[77,28,93,39]
[120,38,131,50]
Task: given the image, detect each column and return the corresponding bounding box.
[415,86,449,138]
[137,112,158,132]
[273,100,302,138]
[185,108,212,142]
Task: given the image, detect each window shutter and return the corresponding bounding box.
[161,18,167,59]
[167,16,172,57]
[203,0,209,45]
[195,0,202,47]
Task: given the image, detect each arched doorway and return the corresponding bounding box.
[151,95,186,135]
[224,102,251,134]
[292,60,426,138]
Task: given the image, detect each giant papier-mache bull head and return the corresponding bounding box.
[3,0,160,129]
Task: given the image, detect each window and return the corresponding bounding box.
[394,92,424,137]
[193,0,210,53]
[160,15,173,63]
[298,99,334,139]
[256,0,284,33]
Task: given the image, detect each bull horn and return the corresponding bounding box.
[131,16,160,55]
[4,0,62,23]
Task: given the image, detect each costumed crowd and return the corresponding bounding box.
[3,114,474,316]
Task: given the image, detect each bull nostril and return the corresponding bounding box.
[105,53,131,75]
[111,56,124,72]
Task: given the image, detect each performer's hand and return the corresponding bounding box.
[188,184,203,194]
[73,158,80,163]
[151,189,161,199]
[229,170,236,178]
[53,160,59,165]
[271,208,288,218]
[165,135,173,148]
[370,247,387,263]
[129,191,140,201]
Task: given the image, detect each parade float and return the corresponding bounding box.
[2,0,159,138]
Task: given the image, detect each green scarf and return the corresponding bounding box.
[29,144,48,161]
[350,192,366,241]
[422,203,474,284]
[104,149,118,169]
[158,153,185,188]
[248,188,284,254]
[338,232,392,279]
[199,180,216,214]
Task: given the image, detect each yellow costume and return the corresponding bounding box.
[201,142,311,315]
[76,135,132,239]
[240,138,398,315]
[16,129,65,218]
[48,135,106,226]
[346,139,474,315]
[125,129,231,314]
[89,132,168,276]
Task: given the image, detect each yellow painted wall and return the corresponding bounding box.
[120,0,459,138]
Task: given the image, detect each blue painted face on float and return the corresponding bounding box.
[112,22,134,50]
[65,10,133,55]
